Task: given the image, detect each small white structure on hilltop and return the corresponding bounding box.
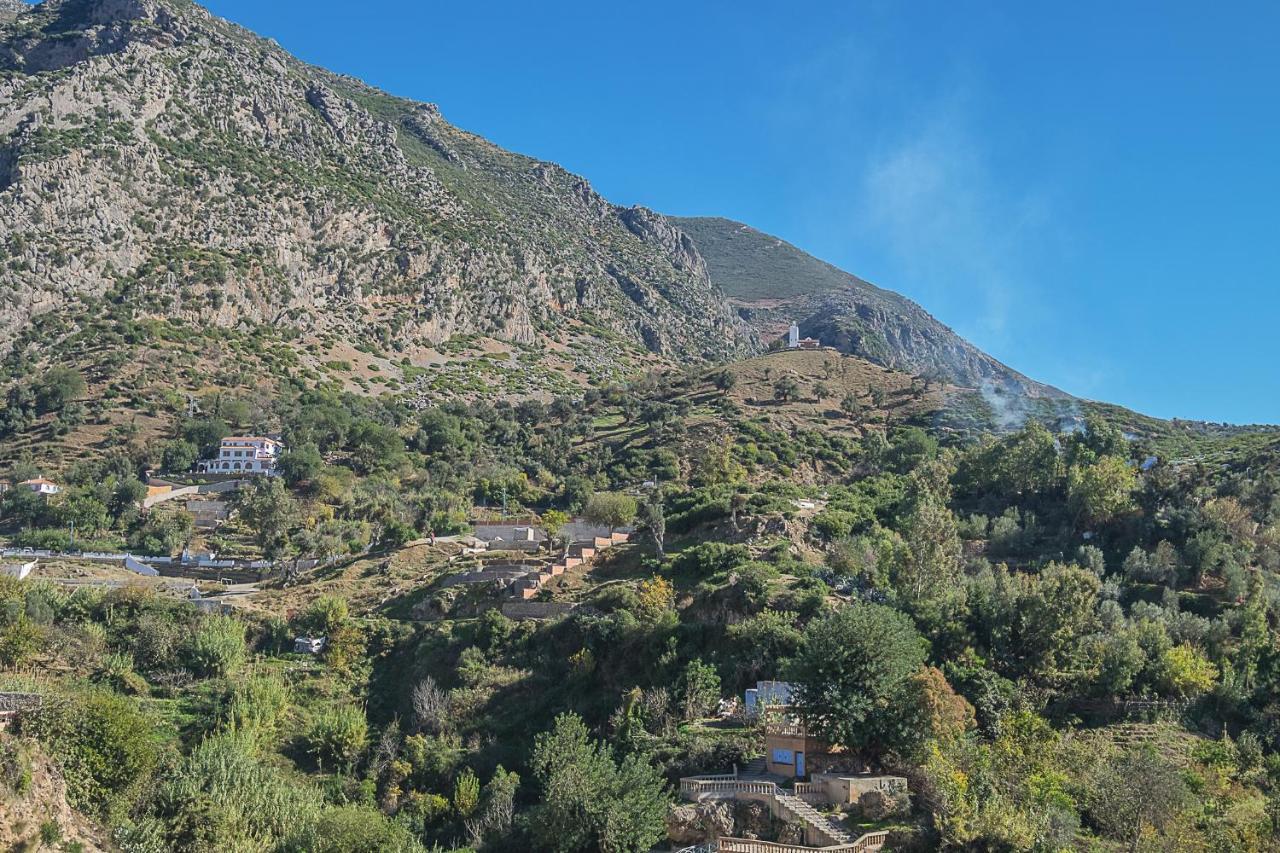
[786,322,821,351]
[197,436,283,476]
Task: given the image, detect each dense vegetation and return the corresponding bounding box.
[4,352,1280,852]
[3,4,1279,851]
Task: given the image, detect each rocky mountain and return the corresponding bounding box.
[0,0,750,368]
[672,216,1066,398]
[0,2,25,25]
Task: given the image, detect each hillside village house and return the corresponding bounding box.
[197,436,283,476]
[763,705,834,779]
[19,477,61,495]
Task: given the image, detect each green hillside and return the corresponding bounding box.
[671,216,888,303]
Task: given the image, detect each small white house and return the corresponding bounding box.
[197,436,283,476]
[785,322,821,350]
[19,478,61,495]
[294,636,326,655]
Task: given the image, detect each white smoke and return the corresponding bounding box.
[979,379,1032,432]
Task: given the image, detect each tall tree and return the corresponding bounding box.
[895,494,964,620]
[641,492,665,558]
[1068,456,1137,528]
[790,603,928,763]
[531,713,668,853]
[1087,747,1189,852]
[238,477,300,558]
[584,492,638,533]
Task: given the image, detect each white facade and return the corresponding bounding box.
[19,478,61,495]
[197,437,282,476]
[744,680,795,716]
[788,322,800,348]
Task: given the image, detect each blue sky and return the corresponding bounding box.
[192,0,1279,423]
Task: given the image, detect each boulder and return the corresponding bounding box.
[858,787,909,820]
[732,800,771,838]
[665,801,734,846]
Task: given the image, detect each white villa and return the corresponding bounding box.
[197,436,283,476]
[19,478,61,495]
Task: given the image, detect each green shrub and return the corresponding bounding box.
[295,803,426,853]
[182,614,246,678]
[135,732,325,850]
[39,819,61,845]
[306,704,368,771]
[300,595,349,636]
[19,688,160,819]
[224,672,290,738]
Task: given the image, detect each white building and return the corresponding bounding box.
[744,680,795,717]
[19,478,61,495]
[786,322,821,350]
[197,436,283,476]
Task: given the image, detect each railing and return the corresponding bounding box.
[681,776,851,848]
[680,777,776,797]
[715,832,889,853]
[793,781,824,804]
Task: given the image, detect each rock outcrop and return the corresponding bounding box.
[673,215,1068,399]
[0,735,110,852]
[665,801,735,845]
[0,0,751,363]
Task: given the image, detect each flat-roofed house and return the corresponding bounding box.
[197,436,283,476]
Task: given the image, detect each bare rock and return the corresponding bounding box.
[665,801,734,846]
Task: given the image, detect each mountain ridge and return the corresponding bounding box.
[0,0,750,368]
[672,215,1066,400]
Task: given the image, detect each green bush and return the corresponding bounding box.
[295,803,426,853]
[306,704,368,771]
[182,614,246,678]
[223,672,290,738]
[133,732,325,850]
[20,688,160,819]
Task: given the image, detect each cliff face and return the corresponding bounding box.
[0,0,750,361]
[0,734,110,852]
[673,216,1067,398]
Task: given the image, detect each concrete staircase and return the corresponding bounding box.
[679,774,855,848]
[739,756,768,777]
[774,791,854,846]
